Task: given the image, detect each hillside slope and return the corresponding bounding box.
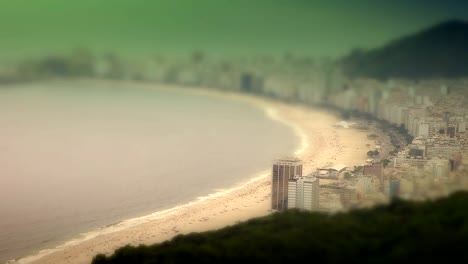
[93,191,468,264]
[340,20,468,80]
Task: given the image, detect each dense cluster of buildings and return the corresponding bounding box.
[326,78,468,207]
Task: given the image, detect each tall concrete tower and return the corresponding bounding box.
[271,157,302,211]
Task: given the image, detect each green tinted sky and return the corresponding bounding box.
[1,0,468,59]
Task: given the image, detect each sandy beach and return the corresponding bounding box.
[20,81,375,264]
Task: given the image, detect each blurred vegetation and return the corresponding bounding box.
[340,20,468,80]
[382,159,391,168]
[92,191,468,264]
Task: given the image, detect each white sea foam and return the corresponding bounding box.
[263,106,309,156]
[7,169,272,264]
[8,91,307,264]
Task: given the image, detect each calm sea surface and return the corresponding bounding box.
[0,81,297,262]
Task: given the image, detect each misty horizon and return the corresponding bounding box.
[1,1,468,59]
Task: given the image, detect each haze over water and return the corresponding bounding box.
[0,82,297,262]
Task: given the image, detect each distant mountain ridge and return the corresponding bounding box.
[340,20,468,80]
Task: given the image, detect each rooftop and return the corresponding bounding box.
[275,157,301,163]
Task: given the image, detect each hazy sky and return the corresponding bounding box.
[1,0,468,59]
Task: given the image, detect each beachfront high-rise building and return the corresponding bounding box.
[271,157,303,211]
[288,176,319,211]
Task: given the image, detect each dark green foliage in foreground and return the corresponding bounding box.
[93,192,468,264]
[340,20,468,80]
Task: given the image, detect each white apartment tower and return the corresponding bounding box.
[288,176,319,211]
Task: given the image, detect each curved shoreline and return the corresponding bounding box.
[12,80,374,264]
[8,80,305,264]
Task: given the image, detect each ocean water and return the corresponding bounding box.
[0,81,298,263]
